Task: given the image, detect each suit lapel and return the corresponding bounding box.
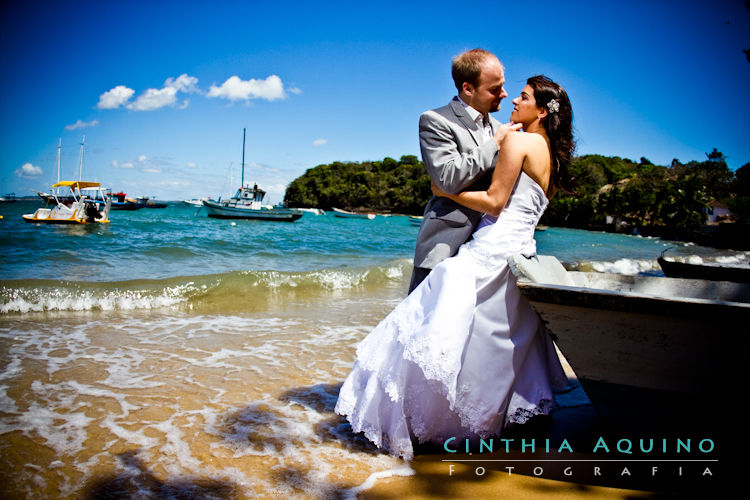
[450,98,482,147]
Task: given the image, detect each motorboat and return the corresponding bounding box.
[202,129,303,222]
[296,208,325,215]
[22,181,111,224]
[109,192,146,210]
[203,184,303,221]
[137,196,167,209]
[183,197,208,207]
[332,207,375,220]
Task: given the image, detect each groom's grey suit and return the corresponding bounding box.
[409,97,500,292]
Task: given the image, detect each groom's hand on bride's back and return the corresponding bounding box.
[493,122,523,149]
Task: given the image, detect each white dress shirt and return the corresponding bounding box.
[458,96,493,143]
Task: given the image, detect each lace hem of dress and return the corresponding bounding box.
[506,398,555,425]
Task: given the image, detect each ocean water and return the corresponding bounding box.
[0,200,746,498]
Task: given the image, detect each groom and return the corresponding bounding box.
[409,49,520,292]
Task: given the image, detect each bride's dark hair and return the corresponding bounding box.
[527,75,575,192]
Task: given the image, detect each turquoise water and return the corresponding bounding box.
[1,201,417,281]
[1,200,747,313]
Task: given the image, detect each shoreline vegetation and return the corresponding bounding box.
[284,149,750,250]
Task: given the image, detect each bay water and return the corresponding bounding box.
[0,201,746,498]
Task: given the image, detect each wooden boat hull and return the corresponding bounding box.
[658,256,750,283]
[509,255,749,424]
[203,200,303,221]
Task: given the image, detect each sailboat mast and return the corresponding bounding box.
[241,128,246,189]
[78,135,86,181]
[57,138,61,184]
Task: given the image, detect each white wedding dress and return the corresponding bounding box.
[335,171,569,460]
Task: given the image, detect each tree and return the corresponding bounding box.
[283,156,432,214]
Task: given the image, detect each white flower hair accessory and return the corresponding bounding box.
[547,99,560,113]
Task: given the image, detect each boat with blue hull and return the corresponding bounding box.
[203,184,302,221]
[202,129,303,222]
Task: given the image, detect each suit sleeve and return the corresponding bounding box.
[419,110,499,194]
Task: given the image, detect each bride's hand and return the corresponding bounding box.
[493,121,523,148]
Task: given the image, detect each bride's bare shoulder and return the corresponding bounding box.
[501,131,547,154]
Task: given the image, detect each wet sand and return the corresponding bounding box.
[0,269,730,499]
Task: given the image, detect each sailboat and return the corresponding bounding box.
[36,139,75,205]
[202,129,303,221]
[23,137,112,224]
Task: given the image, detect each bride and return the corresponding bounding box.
[335,75,575,460]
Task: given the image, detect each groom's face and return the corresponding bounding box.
[466,60,507,115]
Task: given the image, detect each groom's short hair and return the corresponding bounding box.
[452,49,501,91]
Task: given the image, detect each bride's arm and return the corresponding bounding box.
[432,134,525,217]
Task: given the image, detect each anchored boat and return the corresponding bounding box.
[203,184,302,221]
[332,207,375,220]
[202,129,302,222]
[23,181,111,224]
[658,249,750,283]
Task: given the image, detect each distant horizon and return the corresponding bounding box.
[1,145,745,205]
[2,1,749,204]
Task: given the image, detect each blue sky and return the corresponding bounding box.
[2,0,749,203]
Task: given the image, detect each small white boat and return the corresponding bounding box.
[332,207,375,220]
[297,207,325,215]
[183,197,208,207]
[508,254,749,423]
[23,181,111,224]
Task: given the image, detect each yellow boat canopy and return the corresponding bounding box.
[51,181,102,189]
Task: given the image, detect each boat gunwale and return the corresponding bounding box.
[515,279,750,318]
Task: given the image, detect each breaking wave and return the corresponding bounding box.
[1,259,412,314]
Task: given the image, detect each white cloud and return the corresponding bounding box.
[97,73,291,112]
[127,86,179,111]
[97,85,135,109]
[120,162,134,168]
[207,75,287,102]
[137,155,147,162]
[98,74,200,112]
[186,162,197,168]
[313,138,327,146]
[65,119,99,130]
[15,162,43,178]
[165,74,199,93]
[144,168,161,174]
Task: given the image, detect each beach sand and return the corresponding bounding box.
[0,269,728,498]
